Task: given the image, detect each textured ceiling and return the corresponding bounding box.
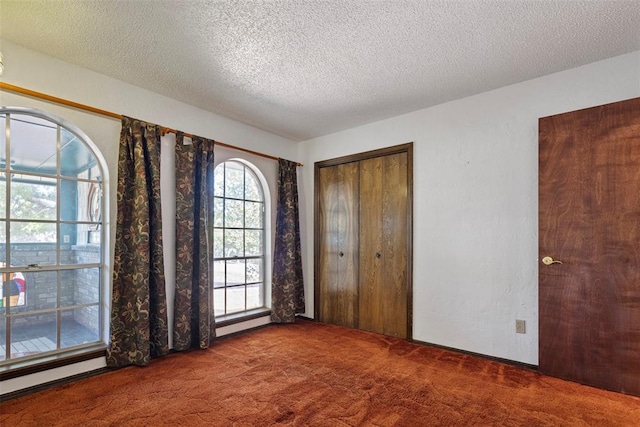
[1,1,639,142]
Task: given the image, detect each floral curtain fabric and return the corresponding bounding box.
[107,117,168,367]
[173,132,216,350]
[271,158,305,323]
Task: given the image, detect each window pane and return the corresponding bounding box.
[0,221,5,266]
[9,243,56,268]
[213,197,223,227]
[0,316,5,360]
[245,201,263,228]
[0,179,5,219]
[226,286,245,314]
[0,268,27,310]
[61,179,102,224]
[60,307,100,348]
[224,199,243,228]
[214,165,224,196]
[0,221,7,274]
[245,230,263,256]
[60,223,101,264]
[60,179,79,222]
[213,260,225,288]
[10,115,57,175]
[224,229,243,257]
[245,173,262,201]
[24,270,57,310]
[60,268,100,307]
[10,178,57,221]
[10,312,57,358]
[246,258,262,283]
[224,162,244,199]
[247,284,262,310]
[60,270,74,307]
[87,181,103,225]
[0,113,5,152]
[60,128,97,178]
[213,288,225,316]
[213,229,224,258]
[10,222,56,246]
[60,222,78,257]
[226,259,245,285]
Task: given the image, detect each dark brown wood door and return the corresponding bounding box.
[317,162,359,328]
[539,97,640,396]
[359,153,408,338]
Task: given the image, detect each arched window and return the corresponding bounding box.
[0,107,108,365]
[213,160,265,316]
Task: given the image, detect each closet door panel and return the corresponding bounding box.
[315,143,412,340]
[317,166,338,325]
[381,152,408,338]
[337,162,360,327]
[317,163,359,327]
[358,157,384,334]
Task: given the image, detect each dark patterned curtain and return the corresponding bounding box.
[173,132,216,350]
[271,158,305,323]
[107,116,168,367]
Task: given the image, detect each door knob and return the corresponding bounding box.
[375,252,381,259]
[339,251,344,257]
[542,256,563,265]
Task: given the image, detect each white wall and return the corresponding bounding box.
[298,50,640,365]
[0,40,298,395]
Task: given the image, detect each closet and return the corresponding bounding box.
[314,143,413,339]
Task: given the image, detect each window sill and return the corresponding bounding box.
[0,345,107,381]
[215,308,272,328]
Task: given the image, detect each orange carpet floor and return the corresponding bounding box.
[2,320,639,426]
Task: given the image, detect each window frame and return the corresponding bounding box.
[213,160,267,318]
[0,107,109,372]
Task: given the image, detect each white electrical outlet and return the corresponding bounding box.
[63,235,70,243]
[516,319,526,334]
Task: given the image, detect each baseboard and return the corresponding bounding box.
[293,319,536,371]
[411,339,538,371]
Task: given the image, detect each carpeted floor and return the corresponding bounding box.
[1,320,639,426]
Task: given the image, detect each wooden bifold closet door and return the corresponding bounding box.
[315,144,412,339]
[317,162,360,329]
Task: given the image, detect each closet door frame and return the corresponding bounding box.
[314,142,414,339]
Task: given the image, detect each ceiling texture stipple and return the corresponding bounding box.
[1,1,639,142]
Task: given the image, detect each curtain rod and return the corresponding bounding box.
[0,82,302,166]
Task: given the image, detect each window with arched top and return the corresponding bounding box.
[0,107,108,366]
[213,160,266,316]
